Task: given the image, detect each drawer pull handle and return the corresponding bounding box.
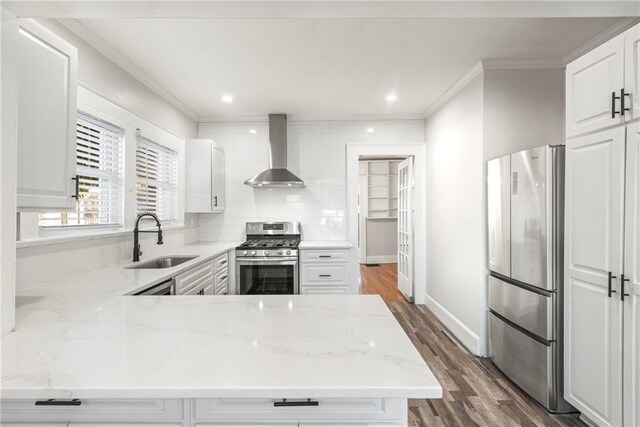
[35,399,82,406]
[318,255,332,258]
[274,398,319,407]
[220,275,228,280]
[219,259,228,265]
[319,274,332,278]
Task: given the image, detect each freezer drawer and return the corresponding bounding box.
[489,313,553,410]
[488,275,553,340]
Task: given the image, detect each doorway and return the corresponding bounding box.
[346,144,425,305]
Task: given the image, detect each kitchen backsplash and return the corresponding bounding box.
[198,119,425,241]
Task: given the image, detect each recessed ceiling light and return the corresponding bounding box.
[386,93,397,102]
[249,129,257,134]
[221,94,234,103]
[366,128,375,133]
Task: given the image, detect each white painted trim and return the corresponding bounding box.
[425,294,482,356]
[423,62,484,118]
[365,255,397,264]
[346,143,427,305]
[58,18,199,121]
[562,17,640,65]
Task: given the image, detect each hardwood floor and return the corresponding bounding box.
[388,302,584,427]
[360,263,407,303]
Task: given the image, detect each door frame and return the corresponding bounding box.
[346,144,426,304]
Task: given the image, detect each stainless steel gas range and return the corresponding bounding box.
[235,222,301,295]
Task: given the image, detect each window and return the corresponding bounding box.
[39,112,125,227]
[136,135,178,222]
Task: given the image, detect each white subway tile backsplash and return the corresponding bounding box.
[197,119,425,241]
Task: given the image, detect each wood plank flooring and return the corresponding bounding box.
[388,302,584,427]
[360,263,407,303]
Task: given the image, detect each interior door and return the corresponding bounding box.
[397,157,413,301]
[564,127,625,427]
[624,122,640,427]
[487,155,511,277]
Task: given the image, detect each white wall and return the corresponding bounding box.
[483,68,565,161]
[198,120,425,241]
[425,73,486,355]
[13,19,200,291]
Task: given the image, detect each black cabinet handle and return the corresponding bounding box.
[319,255,332,258]
[213,196,218,207]
[319,274,332,278]
[612,91,622,118]
[274,398,319,407]
[220,259,228,265]
[621,88,631,116]
[71,176,80,199]
[220,275,227,280]
[621,274,630,301]
[35,399,81,406]
[608,271,617,297]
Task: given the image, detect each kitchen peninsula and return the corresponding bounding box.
[1,242,442,426]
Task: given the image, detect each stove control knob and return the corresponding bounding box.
[243,250,248,256]
[278,250,284,255]
[286,250,292,255]
[264,250,270,256]
[251,251,257,256]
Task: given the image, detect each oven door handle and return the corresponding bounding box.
[236,258,298,265]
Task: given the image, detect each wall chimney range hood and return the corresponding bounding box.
[244,114,305,188]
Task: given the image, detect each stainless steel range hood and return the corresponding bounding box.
[244,114,304,188]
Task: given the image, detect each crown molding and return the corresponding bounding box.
[422,61,484,118]
[57,18,199,122]
[562,17,640,65]
[481,58,563,70]
[198,114,426,124]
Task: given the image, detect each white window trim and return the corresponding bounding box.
[18,86,186,244]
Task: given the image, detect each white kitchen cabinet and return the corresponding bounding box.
[624,122,640,427]
[174,260,215,295]
[624,24,640,123]
[186,139,225,213]
[300,248,356,294]
[564,127,625,427]
[16,19,78,211]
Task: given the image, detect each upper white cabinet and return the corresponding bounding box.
[17,19,78,211]
[185,139,225,213]
[566,23,640,138]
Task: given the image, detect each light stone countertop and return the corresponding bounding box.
[299,240,354,249]
[1,241,442,400]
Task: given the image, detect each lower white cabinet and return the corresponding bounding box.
[174,260,215,296]
[1,398,408,426]
[214,253,229,295]
[300,248,357,294]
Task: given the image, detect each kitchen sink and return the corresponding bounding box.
[126,256,198,269]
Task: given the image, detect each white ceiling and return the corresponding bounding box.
[72,17,620,119]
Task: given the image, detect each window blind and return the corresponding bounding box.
[39,112,125,227]
[136,135,178,222]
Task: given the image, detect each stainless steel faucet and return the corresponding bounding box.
[133,212,163,262]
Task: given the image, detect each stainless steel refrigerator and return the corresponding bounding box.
[487,145,575,413]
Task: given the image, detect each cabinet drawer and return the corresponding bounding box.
[301,265,347,285]
[301,250,349,263]
[214,252,229,272]
[215,268,229,286]
[0,398,183,422]
[192,398,403,422]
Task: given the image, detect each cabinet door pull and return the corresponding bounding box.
[621,274,630,301]
[621,88,631,116]
[35,399,81,406]
[608,271,617,297]
[71,175,80,199]
[612,91,622,118]
[213,196,218,207]
[319,274,332,278]
[319,255,332,258]
[274,398,319,407]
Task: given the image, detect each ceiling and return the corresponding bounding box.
[69,17,621,120]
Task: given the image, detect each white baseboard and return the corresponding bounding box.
[425,294,481,356]
[365,255,397,264]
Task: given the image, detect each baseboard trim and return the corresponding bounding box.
[365,255,397,264]
[425,294,481,355]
